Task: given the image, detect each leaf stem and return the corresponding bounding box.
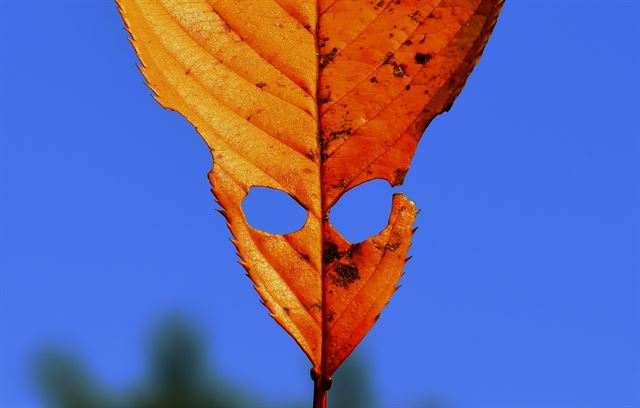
[311,369,332,408]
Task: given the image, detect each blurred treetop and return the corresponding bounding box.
[35,316,442,408]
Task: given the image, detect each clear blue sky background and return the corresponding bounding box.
[1,1,639,407]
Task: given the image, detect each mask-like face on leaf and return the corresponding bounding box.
[118,0,504,386]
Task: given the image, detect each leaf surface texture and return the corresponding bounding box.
[118,0,504,379]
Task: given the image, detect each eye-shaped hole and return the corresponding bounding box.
[242,187,307,235]
[329,179,394,243]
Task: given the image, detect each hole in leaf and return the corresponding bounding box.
[330,179,394,243]
[242,187,307,235]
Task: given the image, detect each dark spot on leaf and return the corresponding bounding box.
[323,242,344,264]
[381,52,394,65]
[403,39,413,46]
[415,53,432,64]
[305,148,316,160]
[319,47,338,69]
[393,62,407,77]
[318,35,330,48]
[405,84,411,90]
[385,242,400,252]
[329,127,352,140]
[370,76,379,83]
[256,82,267,88]
[409,11,422,23]
[332,178,348,190]
[332,263,360,288]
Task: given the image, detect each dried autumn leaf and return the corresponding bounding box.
[117,0,504,405]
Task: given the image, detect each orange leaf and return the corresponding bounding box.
[117,0,504,404]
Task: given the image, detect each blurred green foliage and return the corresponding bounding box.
[35,316,442,408]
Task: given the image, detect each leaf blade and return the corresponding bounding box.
[118,0,504,380]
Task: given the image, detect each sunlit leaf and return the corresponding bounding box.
[117,0,504,404]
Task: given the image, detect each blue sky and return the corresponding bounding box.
[1,1,639,407]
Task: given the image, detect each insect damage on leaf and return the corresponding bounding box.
[117,0,504,405]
